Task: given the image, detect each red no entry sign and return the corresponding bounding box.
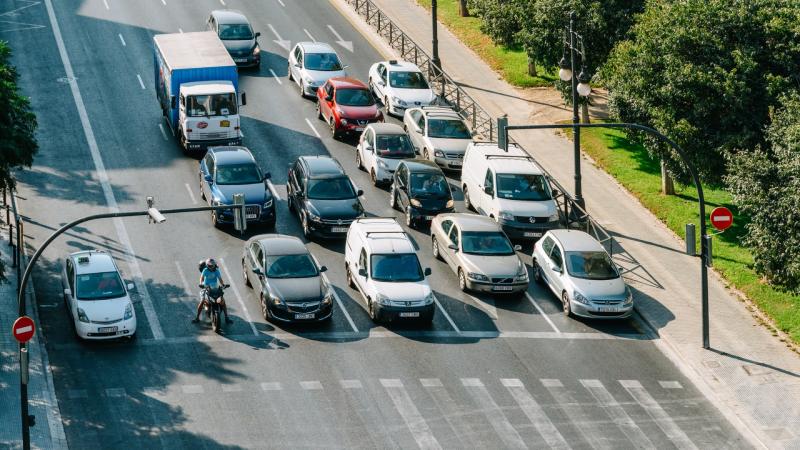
[710,206,734,231]
[12,316,35,343]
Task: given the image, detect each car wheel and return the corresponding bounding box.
[242,259,252,288]
[199,174,206,200]
[368,298,379,323]
[288,64,294,81]
[329,119,339,140]
[211,211,221,229]
[390,186,399,211]
[423,148,430,161]
[432,236,442,261]
[260,294,270,320]
[370,169,378,186]
[316,101,323,120]
[178,127,186,150]
[532,260,544,285]
[346,265,355,288]
[288,195,296,213]
[463,186,474,211]
[355,150,364,170]
[562,291,573,317]
[301,212,311,238]
[299,79,305,97]
[458,268,469,292]
[405,207,414,228]
[384,96,391,114]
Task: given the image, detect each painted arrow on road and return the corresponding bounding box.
[268,24,291,51]
[328,25,353,52]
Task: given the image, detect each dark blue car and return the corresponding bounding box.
[199,146,276,228]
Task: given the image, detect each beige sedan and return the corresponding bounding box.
[430,213,529,294]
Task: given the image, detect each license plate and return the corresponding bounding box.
[331,227,348,233]
[399,312,420,318]
[492,285,513,291]
[450,162,462,167]
[524,232,543,238]
[98,326,118,333]
[424,215,435,220]
[597,306,619,312]
[220,120,230,127]
[295,313,315,319]
[234,58,247,63]
[246,213,258,219]
[355,127,364,132]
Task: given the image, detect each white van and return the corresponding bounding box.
[461,142,560,240]
[345,218,435,323]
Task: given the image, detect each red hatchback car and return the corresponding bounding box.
[317,77,384,139]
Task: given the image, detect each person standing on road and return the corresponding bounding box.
[193,258,232,324]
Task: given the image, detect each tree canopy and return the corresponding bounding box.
[0,40,38,191]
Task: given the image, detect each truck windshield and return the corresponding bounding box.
[218,23,254,40]
[187,94,237,117]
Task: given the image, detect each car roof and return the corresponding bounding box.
[442,213,500,232]
[470,143,545,175]
[329,77,367,89]
[419,107,462,120]
[548,230,605,252]
[298,41,336,53]
[69,250,117,275]
[354,219,415,254]
[301,156,345,177]
[366,123,405,135]
[209,146,256,165]
[255,234,309,256]
[401,159,441,173]
[210,9,249,24]
[385,60,422,72]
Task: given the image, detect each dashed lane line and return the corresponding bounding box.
[184,183,198,204]
[525,291,560,333]
[103,0,109,9]
[303,28,316,42]
[380,379,442,450]
[501,378,569,449]
[158,123,168,140]
[136,73,145,90]
[311,255,358,332]
[620,380,698,450]
[118,33,125,46]
[432,294,460,334]
[276,0,285,6]
[268,68,283,85]
[305,118,321,138]
[581,379,655,449]
[219,258,259,336]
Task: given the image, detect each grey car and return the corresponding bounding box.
[207,10,261,68]
[242,234,333,322]
[431,213,528,295]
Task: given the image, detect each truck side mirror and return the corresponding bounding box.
[240,92,247,106]
[170,95,176,109]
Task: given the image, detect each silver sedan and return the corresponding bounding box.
[431,213,528,295]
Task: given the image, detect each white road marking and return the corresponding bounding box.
[327,25,353,52]
[181,385,204,394]
[160,0,166,5]
[268,24,290,51]
[266,179,281,200]
[102,0,109,9]
[43,0,164,340]
[659,381,683,389]
[545,379,617,450]
[501,378,569,449]
[380,379,442,450]
[467,292,497,320]
[219,0,225,5]
[117,33,125,46]
[311,255,358,332]
[461,378,527,449]
[340,379,362,389]
[300,381,323,390]
[158,123,168,141]
[419,378,442,387]
[136,73,145,90]
[221,384,242,392]
[581,379,654,449]
[420,377,472,448]
[620,380,698,450]
[261,382,282,391]
[268,68,283,85]
[525,292,560,333]
[219,258,259,336]
[432,294,460,333]
[305,117,321,138]
[178,28,183,33]
[105,388,126,398]
[184,183,198,204]
[303,28,316,42]
[276,0,284,6]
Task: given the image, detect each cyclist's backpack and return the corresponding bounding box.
[198,260,207,274]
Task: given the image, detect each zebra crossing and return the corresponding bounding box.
[68,375,734,449]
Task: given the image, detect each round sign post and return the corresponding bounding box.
[12,316,35,344]
[710,206,733,232]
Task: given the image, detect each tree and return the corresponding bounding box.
[466,0,522,47]
[601,0,800,185]
[725,94,800,292]
[0,40,38,191]
[459,0,470,17]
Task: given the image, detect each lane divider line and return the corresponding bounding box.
[467,292,497,320]
[43,0,164,340]
[268,68,282,85]
[184,183,198,204]
[160,0,166,5]
[303,28,316,42]
[311,255,358,332]
[103,0,109,9]
[277,0,285,6]
[305,118,321,138]
[525,291,560,334]
[432,294,460,333]
[118,33,125,46]
[136,74,145,90]
[219,258,259,336]
[178,28,183,33]
[158,123,168,140]
[219,0,226,5]
[175,261,193,297]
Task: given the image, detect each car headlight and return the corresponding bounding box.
[124,303,134,320]
[467,272,489,282]
[514,264,529,282]
[303,76,313,85]
[253,45,261,55]
[624,288,633,305]
[340,118,348,126]
[322,289,333,306]
[434,149,445,158]
[376,293,392,306]
[409,198,422,208]
[377,159,389,169]
[270,295,285,307]
[498,211,514,222]
[391,96,407,106]
[548,213,559,222]
[306,210,320,222]
[212,199,222,206]
[77,307,90,323]
[423,292,434,305]
[573,291,590,305]
[263,199,273,208]
[445,199,454,209]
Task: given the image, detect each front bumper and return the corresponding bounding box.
[76,316,137,340]
[433,156,464,171]
[306,218,356,238]
[571,301,633,319]
[373,302,435,322]
[231,53,260,68]
[268,302,333,322]
[185,136,242,151]
[465,279,529,294]
[336,120,378,135]
[408,205,455,223]
[216,205,276,225]
[499,219,560,240]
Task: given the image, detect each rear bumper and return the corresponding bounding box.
[185,137,242,151]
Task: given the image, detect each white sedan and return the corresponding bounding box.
[288,42,347,97]
[355,123,417,186]
[61,250,137,340]
[368,60,437,116]
[532,230,633,319]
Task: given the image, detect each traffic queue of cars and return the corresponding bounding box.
[59,10,632,339]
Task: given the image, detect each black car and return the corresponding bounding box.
[199,146,275,228]
[243,234,333,323]
[390,159,455,227]
[207,10,261,68]
[288,156,364,238]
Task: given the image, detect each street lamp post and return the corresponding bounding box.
[558,11,592,210]
[431,0,441,75]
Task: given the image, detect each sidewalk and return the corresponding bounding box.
[0,238,67,448]
[334,0,800,448]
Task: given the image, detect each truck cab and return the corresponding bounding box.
[179,82,241,150]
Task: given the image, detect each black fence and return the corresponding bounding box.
[1,188,24,293]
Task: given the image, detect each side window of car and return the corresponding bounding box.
[541,236,554,255]
[358,249,367,270]
[449,225,460,247]
[380,65,387,83]
[207,157,216,178]
[440,219,453,235]
[66,259,75,293]
[549,244,563,269]
[294,47,302,65]
[365,130,375,147]
[203,153,213,174]
[484,169,494,195]
[397,165,407,186]
[416,114,426,131]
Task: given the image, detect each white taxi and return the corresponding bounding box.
[368,60,437,116]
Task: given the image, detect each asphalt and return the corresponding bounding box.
[2,0,748,448]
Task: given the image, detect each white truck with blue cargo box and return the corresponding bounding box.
[154,31,246,152]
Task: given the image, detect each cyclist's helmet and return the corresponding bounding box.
[206,258,218,271]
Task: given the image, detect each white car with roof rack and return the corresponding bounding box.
[344,218,435,323]
[60,250,137,340]
[403,106,474,171]
[368,60,437,116]
[461,142,561,240]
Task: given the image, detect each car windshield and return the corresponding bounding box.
[307,177,357,200]
[565,251,619,280]
[215,162,262,185]
[304,53,343,71]
[427,119,471,139]
[265,254,318,279]
[461,232,515,256]
[76,272,126,300]
[389,71,429,89]
[495,174,551,201]
[375,134,415,158]
[371,254,424,282]
[335,88,374,106]
[218,23,254,40]
[410,173,449,198]
[186,93,237,117]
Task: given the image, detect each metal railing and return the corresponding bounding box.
[2,187,24,292]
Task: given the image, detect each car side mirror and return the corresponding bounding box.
[415,128,422,134]
[325,95,333,102]
[319,266,328,273]
[364,145,373,152]
[424,267,432,276]
[294,63,301,68]
[255,32,261,38]
[253,268,263,276]
[126,282,135,291]
[170,95,176,109]
[263,171,272,181]
[513,244,522,251]
[63,288,71,297]
[358,268,367,277]
[204,174,212,182]
[357,189,364,197]
[447,243,458,251]
[551,264,561,273]
[377,80,385,86]
[551,188,560,197]
[240,92,247,106]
